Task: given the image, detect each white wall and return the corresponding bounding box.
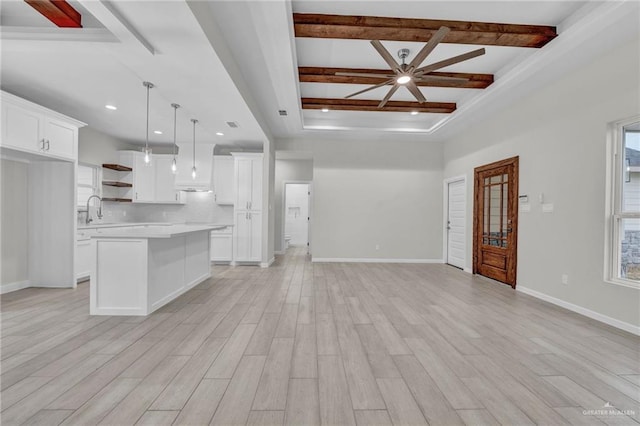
[274,159,313,253]
[443,38,640,328]
[277,139,444,261]
[78,126,136,166]
[1,159,29,289]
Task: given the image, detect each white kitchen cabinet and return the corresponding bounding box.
[211,227,233,263]
[118,152,184,204]
[154,155,184,204]
[213,155,234,205]
[233,154,262,210]
[133,153,155,202]
[234,211,262,261]
[76,239,92,281]
[43,116,77,159]
[232,153,263,263]
[1,91,83,161]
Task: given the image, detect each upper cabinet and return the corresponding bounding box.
[1,91,85,161]
[213,155,234,205]
[175,142,214,192]
[117,151,184,204]
[233,153,263,211]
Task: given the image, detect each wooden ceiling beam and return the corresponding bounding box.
[24,0,82,28]
[299,67,493,89]
[302,98,456,113]
[293,13,556,48]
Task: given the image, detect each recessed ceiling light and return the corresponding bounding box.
[321,108,329,113]
[105,104,117,110]
[216,132,224,136]
[411,111,419,115]
[154,130,163,135]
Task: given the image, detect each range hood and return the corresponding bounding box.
[174,142,214,192]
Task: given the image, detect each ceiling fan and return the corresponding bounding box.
[337,26,486,108]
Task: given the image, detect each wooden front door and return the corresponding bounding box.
[473,156,519,287]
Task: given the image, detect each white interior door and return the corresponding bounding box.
[285,183,309,247]
[447,179,466,269]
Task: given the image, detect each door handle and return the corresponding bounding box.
[39,138,45,150]
[46,139,50,151]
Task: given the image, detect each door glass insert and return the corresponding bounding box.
[482,173,509,247]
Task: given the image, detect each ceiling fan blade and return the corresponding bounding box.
[408,26,450,70]
[336,72,395,79]
[414,75,469,84]
[406,80,427,103]
[378,84,400,108]
[415,48,486,76]
[370,40,401,73]
[345,79,394,99]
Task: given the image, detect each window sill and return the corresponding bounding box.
[606,277,640,290]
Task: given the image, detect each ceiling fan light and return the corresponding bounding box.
[397,75,411,84]
[411,111,419,115]
[321,108,329,113]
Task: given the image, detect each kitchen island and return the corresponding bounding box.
[89,224,223,316]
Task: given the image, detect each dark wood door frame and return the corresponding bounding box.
[473,156,519,288]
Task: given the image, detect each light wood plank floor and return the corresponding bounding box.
[2,248,639,425]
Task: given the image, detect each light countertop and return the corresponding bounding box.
[86,224,226,239]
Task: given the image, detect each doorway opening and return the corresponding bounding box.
[283,182,311,253]
[444,176,466,270]
[473,156,519,288]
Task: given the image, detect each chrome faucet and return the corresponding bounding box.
[86,195,103,225]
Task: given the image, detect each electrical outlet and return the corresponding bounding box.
[375,244,380,250]
[561,274,569,285]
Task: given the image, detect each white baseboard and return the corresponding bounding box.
[312,258,444,264]
[517,285,640,336]
[0,280,30,294]
[260,257,275,268]
[463,267,473,274]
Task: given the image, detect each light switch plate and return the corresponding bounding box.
[520,203,531,212]
[542,203,554,213]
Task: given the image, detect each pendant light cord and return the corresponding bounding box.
[191,119,198,168]
[143,81,154,156]
[172,103,180,157]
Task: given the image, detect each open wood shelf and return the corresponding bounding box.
[102,164,132,172]
[102,181,133,188]
[102,197,132,203]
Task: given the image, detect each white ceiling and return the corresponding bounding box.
[0,0,268,149]
[1,0,638,149]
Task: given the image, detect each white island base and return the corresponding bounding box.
[90,225,216,316]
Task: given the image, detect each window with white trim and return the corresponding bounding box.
[77,163,100,210]
[608,117,640,287]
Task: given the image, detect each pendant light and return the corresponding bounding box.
[190,118,198,179]
[142,81,154,164]
[171,103,180,173]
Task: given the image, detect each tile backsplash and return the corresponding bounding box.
[78,192,234,226]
